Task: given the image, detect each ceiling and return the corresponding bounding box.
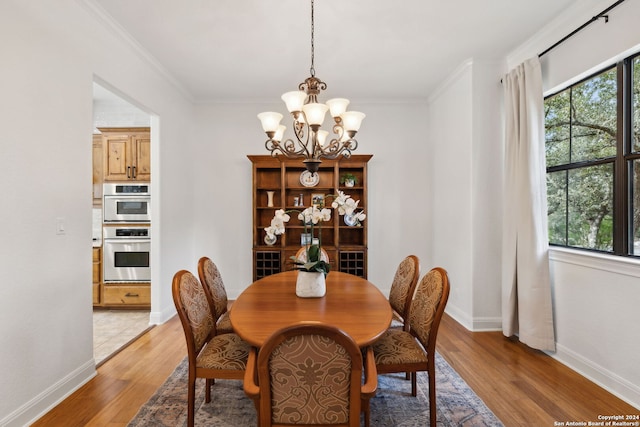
[92,0,577,103]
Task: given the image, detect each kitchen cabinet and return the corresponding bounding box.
[102,284,150,307]
[92,134,103,204]
[99,127,150,182]
[248,154,371,281]
[93,247,101,305]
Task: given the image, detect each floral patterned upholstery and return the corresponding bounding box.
[408,269,443,348]
[374,269,444,364]
[196,333,249,370]
[269,334,351,424]
[387,255,419,329]
[295,246,330,263]
[172,269,250,427]
[215,311,232,334]
[244,323,375,427]
[178,271,216,353]
[371,267,449,427]
[198,257,233,334]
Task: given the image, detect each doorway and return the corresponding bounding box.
[92,81,154,365]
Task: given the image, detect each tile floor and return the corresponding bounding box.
[93,309,153,366]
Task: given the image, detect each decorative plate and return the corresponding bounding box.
[300,170,320,187]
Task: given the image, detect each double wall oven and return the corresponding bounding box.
[103,183,150,223]
[103,183,151,283]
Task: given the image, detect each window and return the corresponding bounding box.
[544,52,640,256]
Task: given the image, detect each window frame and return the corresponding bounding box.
[544,51,640,258]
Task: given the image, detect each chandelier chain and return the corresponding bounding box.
[310,0,315,77]
[258,0,364,173]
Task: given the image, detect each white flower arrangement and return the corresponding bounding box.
[264,191,365,275]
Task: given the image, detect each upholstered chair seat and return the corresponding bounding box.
[195,333,249,370]
[214,311,233,335]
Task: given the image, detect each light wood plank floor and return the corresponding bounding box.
[32,313,638,426]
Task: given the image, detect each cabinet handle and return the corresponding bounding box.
[132,165,137,179]
[127,166,131,179]
[125,292,139,297]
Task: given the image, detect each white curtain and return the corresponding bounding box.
[502,57,556,352]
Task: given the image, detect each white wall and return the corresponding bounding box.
[507,0,640,408]
[428,63,475,325]
[191,101,431,299]
[0,1,196,425]
[426,60,504,331]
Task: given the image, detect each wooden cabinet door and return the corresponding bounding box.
[132,134,151,181]
[103,134,132,181]
[100,128,150,182]
[92,134,103,202]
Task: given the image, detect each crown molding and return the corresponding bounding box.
[78,0,195,103]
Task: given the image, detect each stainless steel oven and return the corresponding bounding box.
[103,183,151,223]
[103,225,151,283]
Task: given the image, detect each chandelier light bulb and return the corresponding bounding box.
[258,0,363,173]
[302,103,329,127]
[273,125,286,142]
[281,91,307,113]
[326,98,350,118]
[316,129,329,147]
[340,111,366,132]
[257,112,283,133]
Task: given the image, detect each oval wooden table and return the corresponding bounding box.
[230,270,392,348]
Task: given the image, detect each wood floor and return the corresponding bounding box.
[32,313,638,426]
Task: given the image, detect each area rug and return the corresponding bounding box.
[128,352,503,426]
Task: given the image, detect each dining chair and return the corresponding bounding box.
[172,269,251,427]
[388,255,420,331]
[243,323,377,427]
[197,256,233,334]
[294,246,330,263]
[371,267,450,427]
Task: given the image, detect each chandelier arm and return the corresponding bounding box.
[265,138,308,158]
[315,137,358,160]
[292,118,313,158]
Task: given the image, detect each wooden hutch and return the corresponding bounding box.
[249,154,371,281]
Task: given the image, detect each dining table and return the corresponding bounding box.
[230,270,392,348]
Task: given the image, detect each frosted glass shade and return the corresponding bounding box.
[341,111,366,132]
[257,112,283,133]
[302,103,329,126]
[326,98,350,118]
[273,125,286,142]
[316,130,329,147]
[281,91,307,113]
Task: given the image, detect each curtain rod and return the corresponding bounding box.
[538,0,626,58]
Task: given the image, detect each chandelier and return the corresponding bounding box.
[257,0,365,173]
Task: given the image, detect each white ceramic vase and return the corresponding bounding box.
[266,191,275,207]
[296,271,326,298]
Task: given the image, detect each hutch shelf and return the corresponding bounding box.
[249,154,371,281]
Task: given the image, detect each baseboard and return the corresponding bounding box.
[445,308,640,409]
[471,316,502,331]
[149,304,176,324]
[550,343,640,410]
[444,305,473,330]
[444,307,501,332]
[1,359,96,427]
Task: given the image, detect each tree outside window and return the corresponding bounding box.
[544,53,640,256]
